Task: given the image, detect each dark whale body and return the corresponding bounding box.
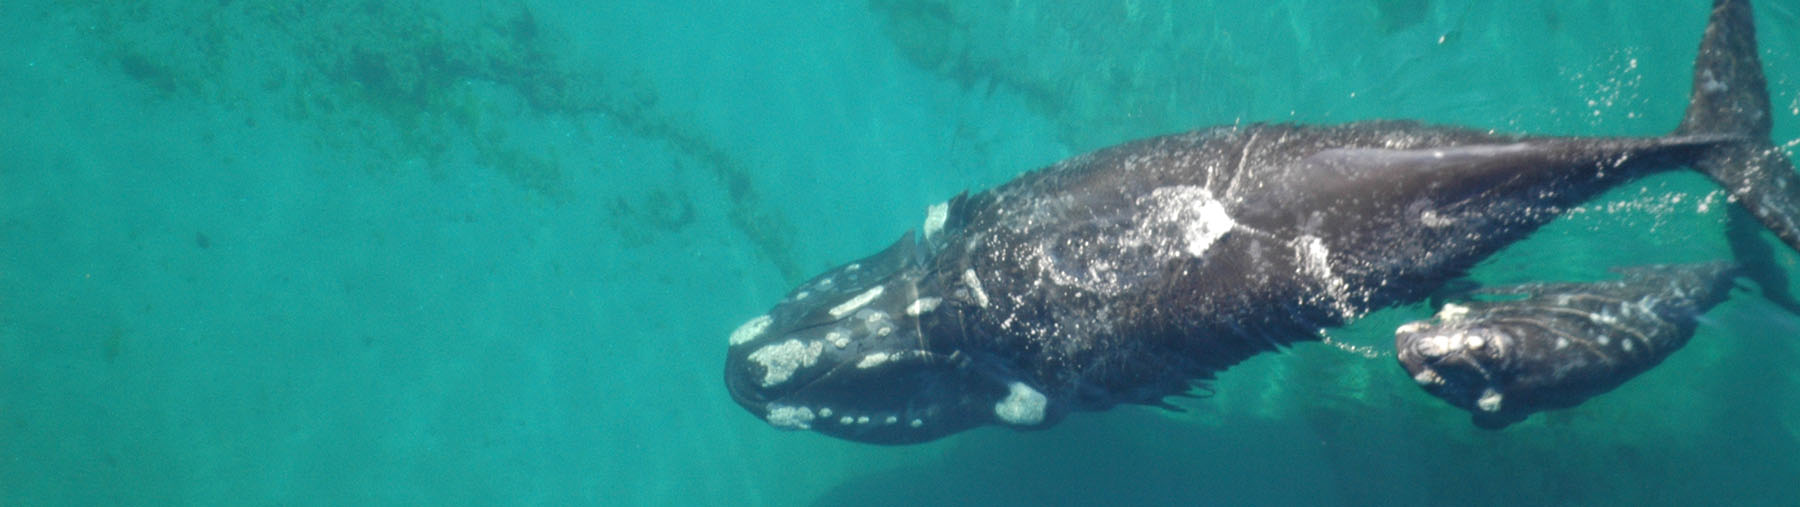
[725,0,1800,444]
[1396,262,1741,429]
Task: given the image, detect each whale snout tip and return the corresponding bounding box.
[720,248,977,444]
[1395,322,1511,412]
[722,230,1063,444]
[721,276,1053,443]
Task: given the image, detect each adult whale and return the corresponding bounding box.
[725,0,1799,444]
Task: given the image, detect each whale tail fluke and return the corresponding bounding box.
[1678,0,1800,254]
[1678,0,1771,140]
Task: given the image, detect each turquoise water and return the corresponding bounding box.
[3,0,1798,504]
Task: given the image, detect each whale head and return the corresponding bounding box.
[1394,306,1530,429]
[724,224,1054,444]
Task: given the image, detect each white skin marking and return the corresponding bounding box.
[765,405,815,430]
[729,315,773,346]
[856,352,890,369]
[1416,333,1455,358]
[1224,129,1260,200]
[1036,185,1248,296]
[1419,210,1453,228]
[1147,186,1236,257]
[1413,369,1443,386]
[923,201,949,242]
[1463,333,1485,350]
[905,297,942,316]
[1294,235,1355,317]
[1477,389,1504,413]
[747,339,825,387]
[1595,310,1619,325]
[828,286,885,319]
[993,381,1048,425]
[1701,69,1728,93]
[962,269,990,308]
[856,309,894,338]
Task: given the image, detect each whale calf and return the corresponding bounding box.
[725,0,1799,444]
[1396,262,1741,429]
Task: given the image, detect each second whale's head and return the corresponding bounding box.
[724,199,1058,444]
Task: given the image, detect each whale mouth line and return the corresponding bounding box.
[746,348,998,443]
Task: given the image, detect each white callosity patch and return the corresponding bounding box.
[1142,185,1235,257]
[825,329,850,349]
[962,269,990,308]
[923,201,950,242]
[728,315,773,346]
[993,381,1048,425]
[747,339,825,387]
[855,308,895,338]
[856,351,890,369]
[829,286,886,319]
[904,297,941,316]
[1438,303,1471,321]
[1413,328,1496,359]
[1462,333,1486,350]
[1414,333,1457,358]
[1476,389,1504,413]
[1413,369,1444,386]
[765,404,816,430]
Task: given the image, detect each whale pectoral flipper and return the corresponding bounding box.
[1395,263,1741,428]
